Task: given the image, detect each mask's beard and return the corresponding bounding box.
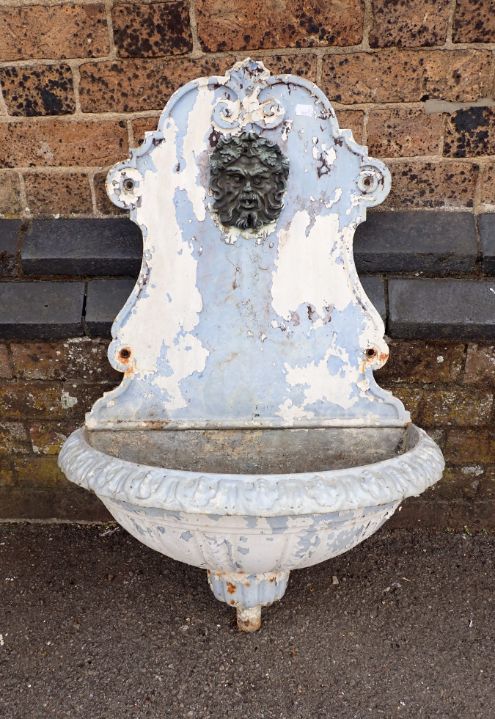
[214,188,281,230]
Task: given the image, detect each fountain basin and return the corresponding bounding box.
[59,424,443,630]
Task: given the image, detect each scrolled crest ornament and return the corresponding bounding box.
[210,132,289,231]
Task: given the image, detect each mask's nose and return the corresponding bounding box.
[243,178,252,192]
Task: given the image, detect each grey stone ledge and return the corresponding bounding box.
[85,278,135,337]
[0,220,21,277]
[0,281,85,339]
[389,278,495,339]
[22,219,142,276]
[355,211,477,274]
[479,214,495,274]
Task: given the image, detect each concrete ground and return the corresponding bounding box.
[0,524,494,719]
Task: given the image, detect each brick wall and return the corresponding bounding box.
[0,0,495,217]
[1,1,495,525]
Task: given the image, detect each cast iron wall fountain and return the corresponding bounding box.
[59,59,444,632]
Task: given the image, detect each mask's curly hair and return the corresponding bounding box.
[210,132,289,230]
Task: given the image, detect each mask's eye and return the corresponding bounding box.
[230,174,243,185]
[252,175,268,187]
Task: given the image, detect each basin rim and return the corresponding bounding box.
[58,425,444,517]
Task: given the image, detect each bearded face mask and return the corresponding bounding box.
[210,132,289,231]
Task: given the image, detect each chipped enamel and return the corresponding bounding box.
[86,59,408,430]
[59,60,444,630]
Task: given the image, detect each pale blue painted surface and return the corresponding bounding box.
[87,59,409,430]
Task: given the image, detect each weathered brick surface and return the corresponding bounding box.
[0,345,12,379]
[0,172,22,217]
[445,430,495,465]
[421,388,493,427]
[335,109,364,144]
[0,381,115,421]
[463,344,495,385]
[377,341,465,384]
[112,1,193,58]
[29,421,78,456]
[367,108,443,158]
[14,456,66,488]
[195,0,364,51]
[79,56,234,113]
[10,339,119,382]
[0,120,128,168]
[453,0,495,43]
[0,65,75,117]
[322,50,492,104]
[79,54,317,114]
[444,108,495,158]
[479,164,495,207]
[384,161,478,209]
[94,171,125,216]
[0,4,110,61]
[370,0,451,48]
[24,173,93,216]
[0,423,31,457]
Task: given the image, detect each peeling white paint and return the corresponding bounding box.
[271,211,353,320]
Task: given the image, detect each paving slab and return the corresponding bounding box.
[0,524,493,719]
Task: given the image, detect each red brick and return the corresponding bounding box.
[335,109,364,144]
[113,1,193,58]
[79,56,235,113]
[131,116,161,145]
[377,340,465,384]
[453,0,495,43]
[367,108,443,158]
[322,50,492,104]
[464,344,495,385]
[445,429,495,465]
[370,0,450,48]
[10,339,120,382]
[24,172,93,216]
[421,388,493,427]
[0,344,12,379]
[94,171,125,216]
[0,4,110,62]
[0,172,23,217]
[383,160,478,209]
[0,120,128,168]
[196,0,364,51]
[479,163,495,207]
[0,65,75,117]
[444,107,495,158]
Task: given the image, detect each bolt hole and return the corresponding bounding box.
[119,348,131,360]
[123,179,134,191]
[366,348,376,358]
[363,176,372,187]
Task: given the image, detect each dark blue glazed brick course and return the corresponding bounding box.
[85,278,135,337]
[0,220,21,276]
[479,214,495,274]
[0,281,84,339]
[22,219,142,276]
[355,211,477,274]
[389,278,495,339]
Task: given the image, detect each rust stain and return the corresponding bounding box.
[226,582,236,594]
